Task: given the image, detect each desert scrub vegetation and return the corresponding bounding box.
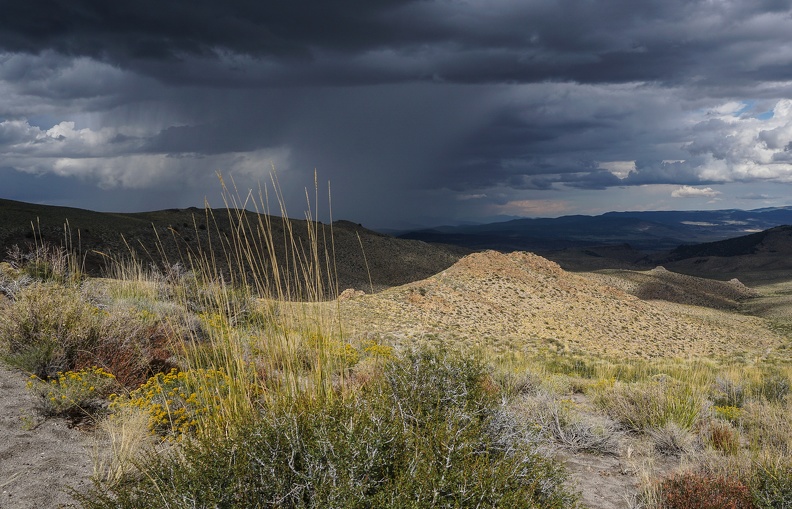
[26,366,118,418]
[655,470,754,509]
[76,347,581,509]
[0,279,174,386]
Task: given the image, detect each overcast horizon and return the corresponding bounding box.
[2,1,792,229]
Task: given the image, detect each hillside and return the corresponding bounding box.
[658,225,792,284]
[589,266,758,310]
[340,251,783,358]
[0,198,467,293]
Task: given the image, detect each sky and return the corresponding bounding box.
[1,0,792,229]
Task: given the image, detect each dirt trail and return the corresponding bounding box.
[0,364,94,509]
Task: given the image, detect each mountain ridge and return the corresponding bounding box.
[399,206,792,252]
[0,198,467,293]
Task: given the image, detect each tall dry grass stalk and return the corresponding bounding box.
[120,172,349,435]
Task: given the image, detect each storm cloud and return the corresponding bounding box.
[1,0,792,227]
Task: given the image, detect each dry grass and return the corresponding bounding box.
[91,406,155,485]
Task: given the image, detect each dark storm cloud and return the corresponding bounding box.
[1,0,791,88]
[2,0,792,226]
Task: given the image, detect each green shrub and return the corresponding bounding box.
[76,348,581,508]
[0,283,101,377]
[657,471,754,509]
[752,458,792,508]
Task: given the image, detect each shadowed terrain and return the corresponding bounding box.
[0,198,467,294]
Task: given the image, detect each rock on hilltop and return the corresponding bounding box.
[341,250,781,358]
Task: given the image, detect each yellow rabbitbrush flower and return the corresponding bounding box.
[714,405,744,423]
[26,366,117,416]
[361,339,394,359]
[110,368,232,440]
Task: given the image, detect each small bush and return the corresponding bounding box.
[707,420,741,455]
[27,367,118,418]
[712,376,747,408]
[715,405,744,423]
[110,368,232,440]
[518,393,622,455]
[0,283,102,377]
[657,471,754,509]
[752,457,792,509]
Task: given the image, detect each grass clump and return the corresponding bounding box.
[595,377,707,432]
[5,241,82,285]
[77,347,581,509]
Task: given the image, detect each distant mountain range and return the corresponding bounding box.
[2,198,792,289]
[399,207,792,252]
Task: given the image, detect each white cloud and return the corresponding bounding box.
[671,185,721,198]
[598,160,636,179]
[685,98,792,183]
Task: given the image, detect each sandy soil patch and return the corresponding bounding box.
[0,364,94,509]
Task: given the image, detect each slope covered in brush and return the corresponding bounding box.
[0,198,466,293]
[341,251,782,358]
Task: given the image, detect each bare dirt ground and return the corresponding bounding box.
[0,364,94,509]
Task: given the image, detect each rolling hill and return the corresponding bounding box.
[339,250,783,359]
[0,198,466,293]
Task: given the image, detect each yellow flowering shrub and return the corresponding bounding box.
[27,366,117,416]
[586,377,617,394]
[110,368,231,440]
[198,312,231,335]
[361,340,394,359]
[307,332,361,367]
[714,405,744,423]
